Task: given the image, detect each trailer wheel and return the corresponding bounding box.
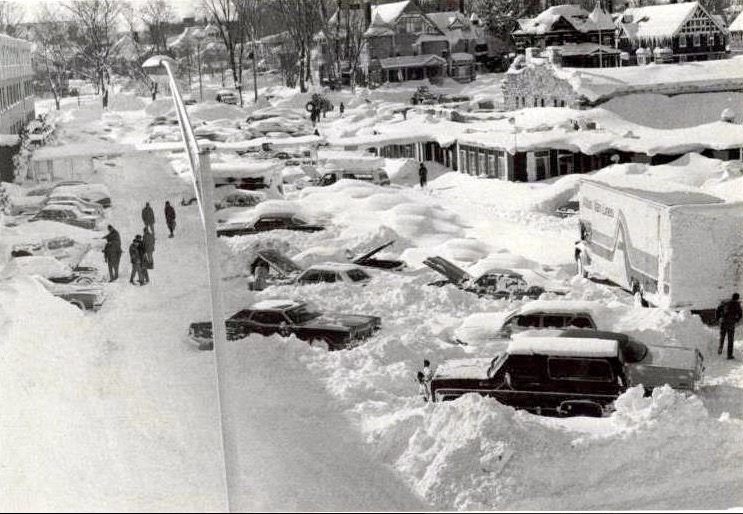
[576,253,587,278]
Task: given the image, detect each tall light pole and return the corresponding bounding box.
[141,54,231,508]
[194,30,206,103]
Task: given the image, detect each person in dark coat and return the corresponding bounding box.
[142,202,155,235]
[102,224,122,282]
[419,162,428,188]
[339,102,345,117]
[142,226,155,270]
[164,201,176,238]
[129,237,145,285]
[717,293,742,359]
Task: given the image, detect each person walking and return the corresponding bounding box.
[138,234,150,284]
[339,102,345,117]
[164,201,176,238]
[416,371,430,403]
[129,237,145,285]
[102,224,122,282]
[419,162,428,188]
[717,293,742,359]
[142,202,155,235]
[143,225,155,272]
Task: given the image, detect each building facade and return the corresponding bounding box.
[0,34,34,135]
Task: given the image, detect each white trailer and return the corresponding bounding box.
[574,177,743,318]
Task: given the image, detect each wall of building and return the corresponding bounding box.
[501,64,583,110]
[0,34,35,135]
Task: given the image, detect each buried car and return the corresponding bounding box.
[216,212,324,237]
[34,275,106,311]
[431,330,704,416]
[424,256,569,299]
[4,256,103,286]
[54,184,111,208]
[30,205,100,230]
[348,240,406,271]
[453,300,607,345]
[188,299,381,351]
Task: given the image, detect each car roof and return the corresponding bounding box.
[507,336,619,358]
[250,299,304,310]
[513,300,605,317]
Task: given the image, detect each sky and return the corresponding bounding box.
[20,0,200,24]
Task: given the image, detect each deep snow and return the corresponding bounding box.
[4,70,743,511]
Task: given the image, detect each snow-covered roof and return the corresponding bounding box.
[211,160,283,178]
[514,4,614,35]
[370,1,410,26]
[250,299,302,310]
[552,42,621,56]
[508,336,619,357]
[379,54,447,69]
[619,1,721,42]
[32,143,134,161]
[554,56,743,103]
[730,10,743,32]
[583,177,725,206]
[451,52,475,62]
[515,300,608,316]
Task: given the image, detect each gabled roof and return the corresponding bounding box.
[365,0,443,38]
[730,10,743,32]
[425,11,469,33]
[514,4,615,36]
[619,1,724,42]
[379,54,447,69]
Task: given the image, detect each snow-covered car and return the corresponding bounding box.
[315,169,391,187]
[149,115,178,127]
[45,193,106,216]
[182,95,197,105]
[216,212,324,237]
[35,275,106,311]
[215,190,266,210]
[216,90,239,104]
[30,205,99,230]
[54,184,111,208]
[424,256,569,299]
[3,256,103,285]
[10,236,90,268]
[188,299,381,351]
[454,300,608,345]
[431,330,704,416]
[295,263,372,286]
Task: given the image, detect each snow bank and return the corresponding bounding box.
[109,94,146,112]
[190,101,246,122]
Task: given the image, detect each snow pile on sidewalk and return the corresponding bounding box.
[109,94,146,112]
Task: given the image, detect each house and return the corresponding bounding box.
[513,3,618,67]
[616,1,728,64]
[501,53,743,110]
[425,10,480,80]
[730,10,743,53]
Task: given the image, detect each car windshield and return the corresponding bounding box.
[285,305,322,324]
[290,217,307,225]
[621,339,648,363]
[346,269,370,282]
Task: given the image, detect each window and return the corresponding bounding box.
[487,154,496,177]
[568,316,594,329]
[230,310,253,320]
[478,153,487,176]
[347,269,370,282]
[250,311,287,325]
[459,149,467,172]
[516,315,541,328]
[693,33,700,46]
[542,315,567,328]
[320,271,338,283]
[298,270,323,284]
[679,35,687,48]
[540,98,545,107]
[534,150,550,180]
[548,358,613,382]
[468,151,476,174]
[700,33,707,46]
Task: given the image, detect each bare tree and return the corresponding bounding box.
[270,0,322,92]
[32,4,74,110]
[203,0,260,107]
[64,0,121,109]
[119,2,161,100]
[466,0,540,41]
[139,0,175,53]
[0,1,23,37]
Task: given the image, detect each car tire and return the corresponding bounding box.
[69,299,86,310]
[309,336,332,351]
[278,326,291,338]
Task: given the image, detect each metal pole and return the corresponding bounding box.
[158,58,231,510]
[198,41,204,103]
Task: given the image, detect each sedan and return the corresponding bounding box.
[217,213,324,237]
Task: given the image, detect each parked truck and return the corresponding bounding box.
[574,177,743,320]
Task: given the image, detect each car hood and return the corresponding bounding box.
[304,313,378,330]
[434,358,492,380]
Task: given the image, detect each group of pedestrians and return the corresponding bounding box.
[101,201,177,285]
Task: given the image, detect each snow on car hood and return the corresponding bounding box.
[434,357,493,380]
[304,313,377,330]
